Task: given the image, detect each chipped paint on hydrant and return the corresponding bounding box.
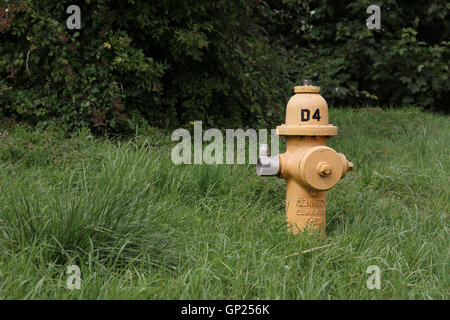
[257,80,353,235]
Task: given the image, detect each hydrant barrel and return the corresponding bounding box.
[257,81,353,235]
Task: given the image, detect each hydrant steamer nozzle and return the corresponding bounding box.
[257,80,353,235]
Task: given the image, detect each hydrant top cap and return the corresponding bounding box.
[294,80,320,94]
[294,85,321,94]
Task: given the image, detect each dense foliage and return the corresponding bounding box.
[1,0,448,132]
[258,0,450,110]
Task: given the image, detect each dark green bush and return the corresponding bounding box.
[0,0,448,134]
[1,0,288,132]
[257,0,449,111]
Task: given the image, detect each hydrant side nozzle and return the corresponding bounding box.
[256,144,280,176]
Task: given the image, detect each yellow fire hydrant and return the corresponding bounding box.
[257,80,353,235]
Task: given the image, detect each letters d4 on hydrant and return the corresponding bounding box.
[257,80,353,235]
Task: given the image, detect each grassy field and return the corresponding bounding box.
[0,108,448,299]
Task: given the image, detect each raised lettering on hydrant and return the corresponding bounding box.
[257,80,353,235]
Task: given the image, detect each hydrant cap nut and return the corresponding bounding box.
[300,147,343,191]
[348,161,354,171]
[317,162,332,176]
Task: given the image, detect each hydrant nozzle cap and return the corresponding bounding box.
[300,146,343,191]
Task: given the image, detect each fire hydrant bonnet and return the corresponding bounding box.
[276,87,338,136]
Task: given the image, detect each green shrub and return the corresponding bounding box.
[257,0,450,111]
[0,0,292,132]
[1,1,448,134]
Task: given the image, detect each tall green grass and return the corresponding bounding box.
[0,108,448,299]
